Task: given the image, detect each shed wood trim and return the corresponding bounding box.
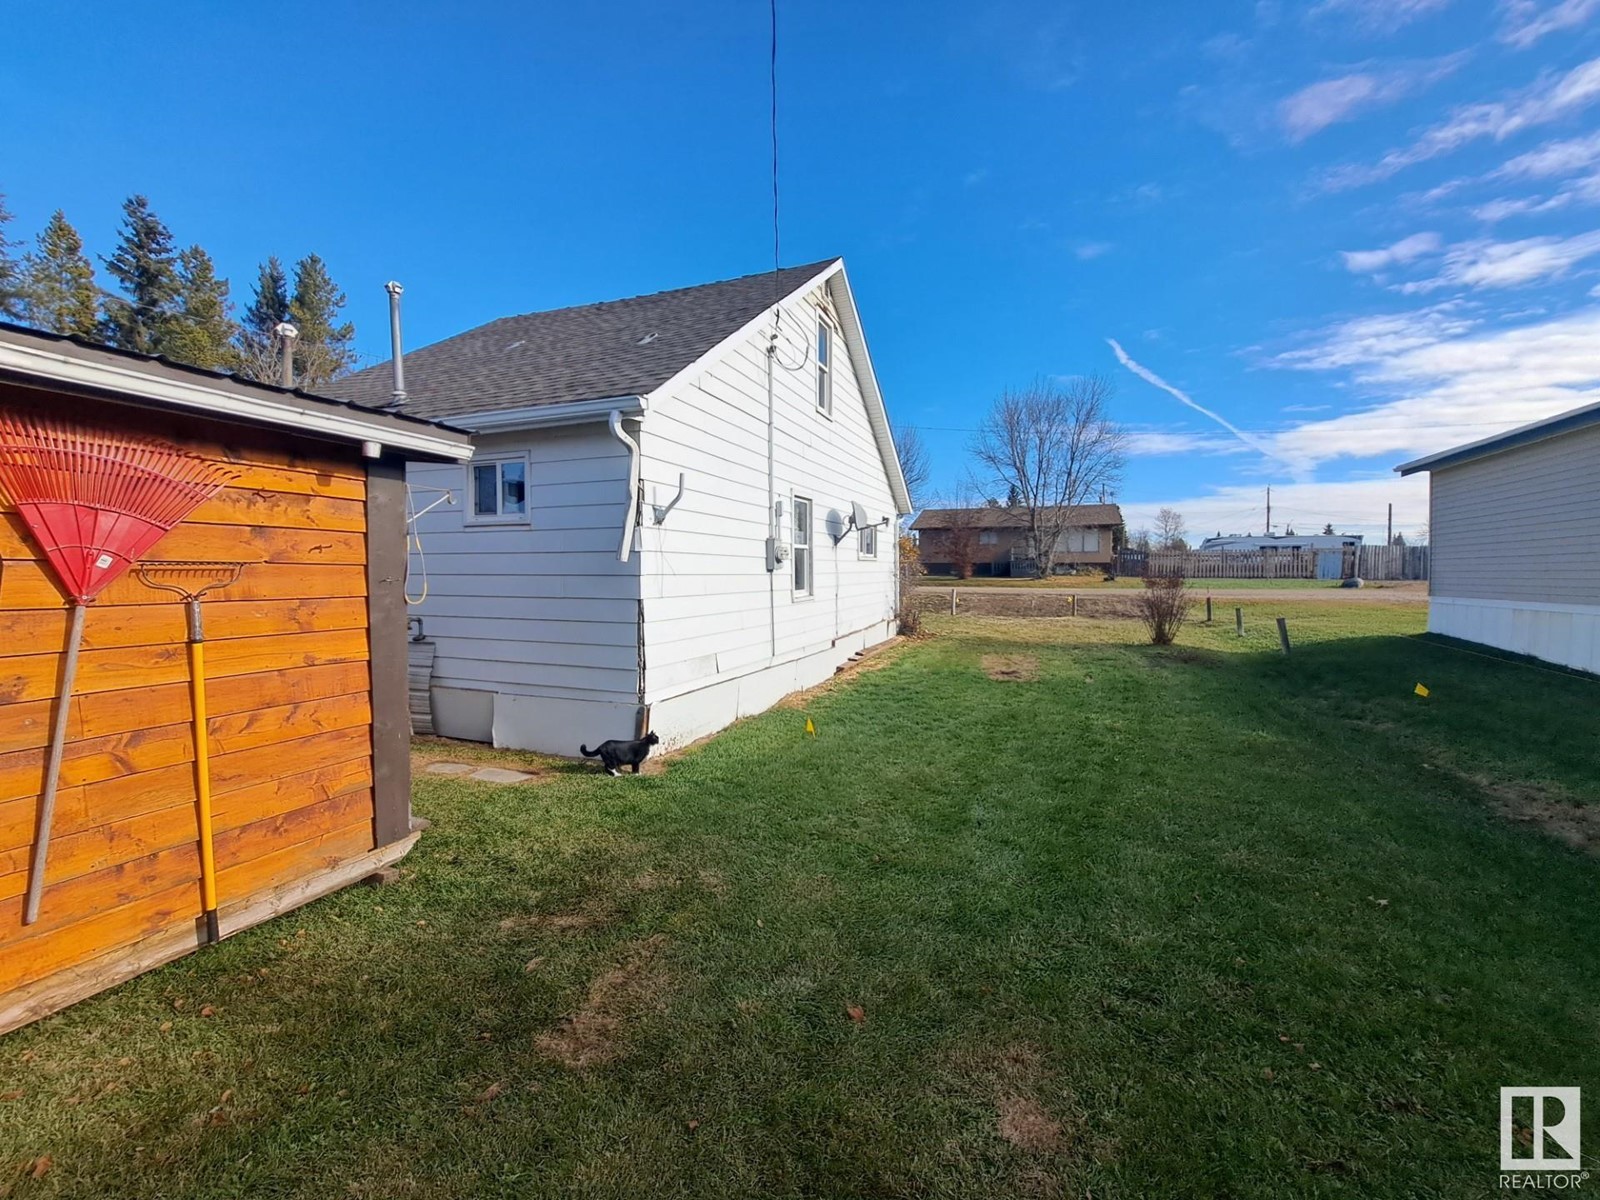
[366,458,413,846]
[0,832,418,1035]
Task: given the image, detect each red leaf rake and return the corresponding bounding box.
[0,412,237,926]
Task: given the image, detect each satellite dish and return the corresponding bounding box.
[851,501,870,530]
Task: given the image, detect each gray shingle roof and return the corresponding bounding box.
[327,259,839,420]
[911,504,1123,531]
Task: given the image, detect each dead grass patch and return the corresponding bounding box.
[533,934,669,1069]
[498,900,614,934]
[1473,775,1600,854]
[996,1094,1066,1154]
[775,638,910,710]
[982,654,1040,682]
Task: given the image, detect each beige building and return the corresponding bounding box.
[1398,403,1600,674]
[912,504,1122,576]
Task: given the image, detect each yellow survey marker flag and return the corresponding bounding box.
[1414,683,1430,697]
[804,716,816,736]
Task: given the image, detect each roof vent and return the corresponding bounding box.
[637,332,659,345]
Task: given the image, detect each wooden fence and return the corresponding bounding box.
[1115,545,1429,581]
[1356,544,1430,580]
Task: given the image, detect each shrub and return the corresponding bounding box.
[1135,571,1193,645]
[896,533,926,636]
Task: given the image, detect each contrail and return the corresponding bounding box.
[1106,339,1301,472]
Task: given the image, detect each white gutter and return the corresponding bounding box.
[0,338,472,462]
[453,395,647,433]
[608,410,642,562]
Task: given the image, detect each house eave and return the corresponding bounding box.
[450,395,648,433]
[1396,399,1600,476]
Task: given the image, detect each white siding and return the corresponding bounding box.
[1430,423,1600,605]
[405,425,640,746]
[637,273,899,736]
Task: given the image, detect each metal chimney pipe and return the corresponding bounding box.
[274,322,299,388]
[385,281,407,408]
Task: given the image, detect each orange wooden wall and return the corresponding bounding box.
[0,387,377,1000]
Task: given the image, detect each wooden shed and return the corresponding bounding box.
[0,322,472,1033]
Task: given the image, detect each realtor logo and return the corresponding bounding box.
[1501,1087,1582,1171]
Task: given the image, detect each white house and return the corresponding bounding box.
[330,259,912,752]
[1397,401,1600,674]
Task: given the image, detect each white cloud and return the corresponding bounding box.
[1126,431,1250,456]
[1310,0,1455,33]
[1107,339,1307,473]
[1280,56,1466,142]
[1267,306,1600,466]
[963,168,990,187]
[1073,241,1114,260]
[1499,0,1600,48]
[1123,477,1430,543]
[1399,231,1600,291]
[1493,130,1600,179]
[1321,56,1600,190]
[1340,231,1444,273]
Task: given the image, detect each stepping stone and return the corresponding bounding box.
[426,762,475,776]
[468,767,536,784]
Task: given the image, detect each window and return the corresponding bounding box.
[979,531,999,546]
[468,454,528,523]
[815,318,832,415]
[1060,529,1102,554]
[793,495,813,595]
[859,523,877,558]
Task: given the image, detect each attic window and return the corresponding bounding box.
[816,317,832,416]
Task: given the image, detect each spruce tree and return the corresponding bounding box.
[234,256,291,382]
[0,193,23,320]
[99,194,180,353]
[21,210,99,336]
[163,246,239,371]
[288,253,356,387]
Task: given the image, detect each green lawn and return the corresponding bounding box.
[3,600,1597,1198]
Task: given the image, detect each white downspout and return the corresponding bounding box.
[608,410,641,562]
[766,326,778,659]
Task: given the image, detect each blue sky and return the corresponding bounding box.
[5,0,1600,540]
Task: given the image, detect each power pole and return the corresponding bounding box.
[1386,502,1393,546]
[1266,486,1272,535]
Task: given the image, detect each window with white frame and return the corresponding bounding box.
[859,522,878,558]
[1060,529,1101,553]
[793,495,813,594]
[815,317,833,415]
[468,454,529,523]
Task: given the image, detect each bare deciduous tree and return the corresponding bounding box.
[1155,507,1187,551]
[893,423,930,510]
[972,375,1126,578]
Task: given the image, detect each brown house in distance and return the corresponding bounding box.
[912,504,1123,576]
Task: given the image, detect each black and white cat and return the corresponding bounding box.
[579,731,660,776]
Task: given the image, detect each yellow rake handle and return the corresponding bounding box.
[189,635,220,941]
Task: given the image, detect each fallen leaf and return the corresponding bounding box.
[117,1057,133,1067]
[1277,1034,1289,1043]
[477,1082,504,1103]
[687,1118,700,1132]
[1263,1068,1274,1081]
[523,957,545,973]
[159,1021,173,1033]
[1294,1043,1305,1053]
[30,1156,51,1179]
[1310,1062,1323,1071]
[0,1089,22,1101]
[219,1089,233,1105]
[756,919,764,928]
[846,1005,866,1025]
[171,998,186,1011]
[200,1005,216,1018]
